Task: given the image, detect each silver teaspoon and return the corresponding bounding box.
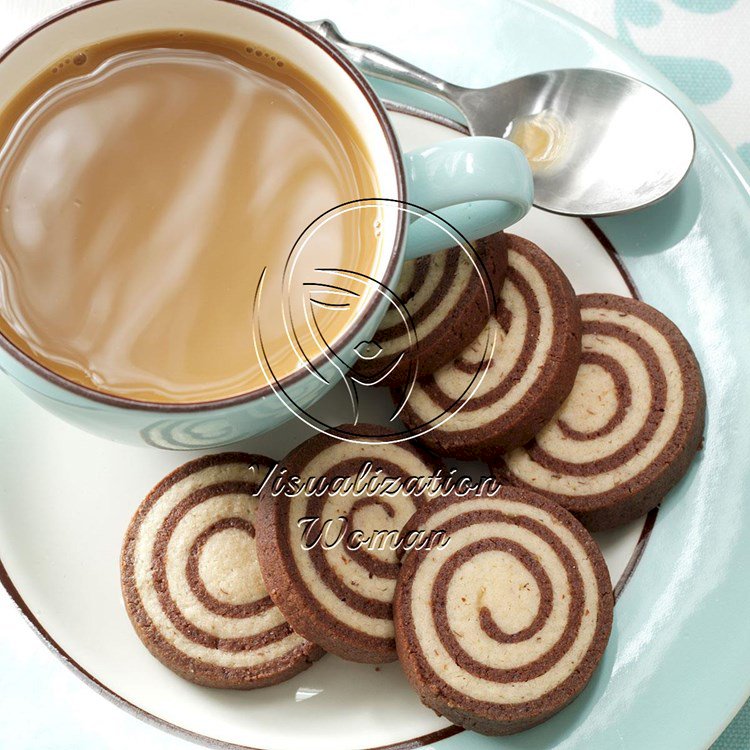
[310,19,695,217]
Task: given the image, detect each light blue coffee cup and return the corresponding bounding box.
[0,0,533,449]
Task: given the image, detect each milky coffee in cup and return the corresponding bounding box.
[0,31,380,404]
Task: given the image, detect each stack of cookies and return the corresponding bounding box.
[120,232,705,736]
[389,233,706,531]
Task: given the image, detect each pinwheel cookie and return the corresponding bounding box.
[121,453,323,688]
[352,233,508,386]
[492,294,705,530]
[256,424,441,663]
[396,235,581,459]
[394,488,613,735]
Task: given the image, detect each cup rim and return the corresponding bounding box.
[0,0,408,413]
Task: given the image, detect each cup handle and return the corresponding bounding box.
[402,137,533,259]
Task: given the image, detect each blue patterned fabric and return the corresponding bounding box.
[559,0,750,170]
[616,0,732,103]
[715,701,750,749]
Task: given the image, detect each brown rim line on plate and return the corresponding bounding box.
[0,101,655,750]
[0,0,408,414]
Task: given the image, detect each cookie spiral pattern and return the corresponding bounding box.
[256,425,441,663]
[394,489,613,736]
[352,233,507,386]
[396,235,581,459]
[121,453,323,689]
[493,294,706,530]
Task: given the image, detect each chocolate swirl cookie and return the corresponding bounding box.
[493,294,706,530]
[351,233,508,386]
[121,453,323,689]
[256,425,441,663]
[396,235,581,459]
[394,488,613,736]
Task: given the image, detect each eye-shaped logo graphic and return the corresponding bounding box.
[251,199,499,444]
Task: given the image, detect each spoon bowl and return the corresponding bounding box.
[456,68,695,215]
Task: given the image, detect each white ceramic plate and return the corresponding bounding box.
[0,106,652,750]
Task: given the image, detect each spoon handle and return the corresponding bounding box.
[308,20,463,103]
